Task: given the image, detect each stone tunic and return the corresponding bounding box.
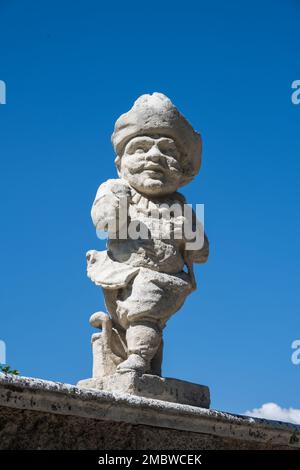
[86,179,208,328]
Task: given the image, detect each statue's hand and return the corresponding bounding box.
[186,233,209,264]
[91,179,131,235]
[110,179,132,200]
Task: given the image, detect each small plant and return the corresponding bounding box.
[0,364,20,375]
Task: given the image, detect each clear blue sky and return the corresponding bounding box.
[0,0,299,415]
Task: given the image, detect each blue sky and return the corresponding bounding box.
[0,0,299,416]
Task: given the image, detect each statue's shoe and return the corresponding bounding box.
[116,354,147,374]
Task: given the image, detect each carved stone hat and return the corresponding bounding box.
[111,93,202,177]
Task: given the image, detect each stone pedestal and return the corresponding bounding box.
[77,328,210,408]
[78,371,210,408]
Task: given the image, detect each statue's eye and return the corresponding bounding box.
[135,147,144,153]
[159,141,177,156]
[162,147,176,157]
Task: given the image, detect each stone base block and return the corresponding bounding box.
[77,371,210,408]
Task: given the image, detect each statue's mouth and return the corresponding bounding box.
[143,163,165,173]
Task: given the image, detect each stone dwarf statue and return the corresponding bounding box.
[86,93,209,379]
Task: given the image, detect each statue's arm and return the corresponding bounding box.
[91,179,131,233]
[187,232,209,264]
[183,206,209,264]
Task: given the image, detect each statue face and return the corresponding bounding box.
[119,136,184,196]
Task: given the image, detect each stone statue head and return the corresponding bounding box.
[111,93,202,196]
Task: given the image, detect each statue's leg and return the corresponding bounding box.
[117,322,162,374]
[117,268,192,325]
[115,269,192,375]
[150,336,163,376]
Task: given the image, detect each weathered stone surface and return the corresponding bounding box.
[1,407,298,450]
[0,375,299,450]
[78,371,210,408]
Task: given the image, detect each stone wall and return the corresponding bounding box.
[0,374,299,450]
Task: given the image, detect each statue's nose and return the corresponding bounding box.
[145,145,163,162]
